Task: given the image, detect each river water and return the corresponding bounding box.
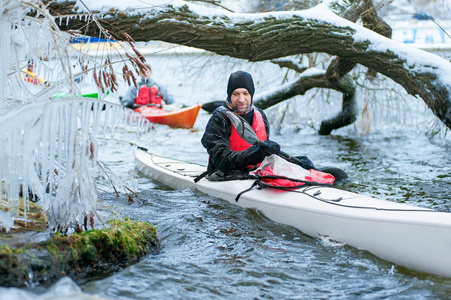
[2,50,451,299]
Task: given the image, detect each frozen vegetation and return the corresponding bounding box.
[0,0,148,233]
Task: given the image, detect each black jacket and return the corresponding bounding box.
[201,106,270,173]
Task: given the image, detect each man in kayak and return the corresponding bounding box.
[120,64,175,109]
[201,70,282,178]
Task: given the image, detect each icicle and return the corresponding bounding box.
[0,1,151,233]
[20,126,28,226]
[46,104,58,198]
[80,100,91,169]
[102,102,111,141]
[91,100,103,139]
[6,128,20,217]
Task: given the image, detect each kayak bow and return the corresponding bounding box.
[134,104,202,129]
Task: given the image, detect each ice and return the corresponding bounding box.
[0,1,148,233]
[0,208,14,232]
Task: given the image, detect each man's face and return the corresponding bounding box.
[230,88,251,114]
[28,64,34,72]
[140,68,151,79]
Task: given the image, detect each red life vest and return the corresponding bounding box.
[229,110,268,151]
[135,86,163,106]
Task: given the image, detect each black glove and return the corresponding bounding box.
[262,140,280,156]
[242,145,266,166]
[294,156,315,170]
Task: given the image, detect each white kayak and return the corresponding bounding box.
[134,149,451,278]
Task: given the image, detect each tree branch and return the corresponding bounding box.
[46,0,451,130]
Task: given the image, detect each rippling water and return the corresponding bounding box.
[2,52,451,299]
[86,113,451,299]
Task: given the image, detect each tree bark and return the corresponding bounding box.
[46,0,451,131]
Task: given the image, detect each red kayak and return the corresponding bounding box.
[134,104,202,129]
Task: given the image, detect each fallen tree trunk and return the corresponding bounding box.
[47,0,451,130]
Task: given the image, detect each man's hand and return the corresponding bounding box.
[262,140,280,156]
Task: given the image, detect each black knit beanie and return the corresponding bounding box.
[227,71,255,101]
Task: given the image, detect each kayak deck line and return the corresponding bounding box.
[152,154,205,177]
[281,186,441,213]
[147,152,451,218]
[148,151,451,224]
[135,149,451,278]
[149,152,442,213]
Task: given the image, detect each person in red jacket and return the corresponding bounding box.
[201,71,281,178]
[120,64,174,108]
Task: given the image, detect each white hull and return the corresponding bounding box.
[135,150,451,278]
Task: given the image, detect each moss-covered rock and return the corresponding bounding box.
[0,219,159,287]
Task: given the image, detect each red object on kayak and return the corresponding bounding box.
[134,104,202,129]
[254,164,335,189]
